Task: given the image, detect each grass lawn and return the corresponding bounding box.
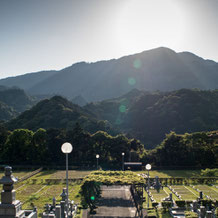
[194,185,218,200]
[30,170,92,180]
[170,185,198,200]
[0,171,32,179]
[138,170,201,178]
[21,183,82,216]
[149,188,168,202]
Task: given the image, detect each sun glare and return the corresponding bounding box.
[116,0,185,52]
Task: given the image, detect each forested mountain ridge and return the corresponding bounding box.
[85,89,218,147]
[0,47,218,102]
[4,88,218,148]
[0,87,35,113]
[7,95,117,135]
[0,101,17,121]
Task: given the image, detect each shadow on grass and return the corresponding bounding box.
[159,170,201,178]
[34,170,57,178]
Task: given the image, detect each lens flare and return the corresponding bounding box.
[119,105,126,113]
[128,77,136,85]
[115,118,122,125]
[133,59,142,69]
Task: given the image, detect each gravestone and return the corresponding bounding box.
[199,191,203,199]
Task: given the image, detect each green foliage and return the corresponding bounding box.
[161,201,173,212]
[201,168,218,177]
[175,200,186,208]
[80,171,144,211]
[146,131,218,167]
[7,96,117,135]
[0,101,17,121]
[185,211,198,218]
[0,87,34,114]
[80,180,101,211]
[84,171,144,185]
[86,89,218,148]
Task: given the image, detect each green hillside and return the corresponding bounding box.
[86,89,218,148]
[7,96,116,135]
[0,87,35,113]
[0,101,17,121]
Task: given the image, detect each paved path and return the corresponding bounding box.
[91,185,137,218]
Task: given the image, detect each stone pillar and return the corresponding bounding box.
[200,206,206,218]
[192,200,198,212]
[0,166,25,218]
[60,201,65,218]
[55,205,61,218]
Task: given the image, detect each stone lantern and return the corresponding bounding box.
[0,166,37,218]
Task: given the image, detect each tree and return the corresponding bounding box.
[2,129,34,164]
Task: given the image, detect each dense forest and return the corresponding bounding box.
[86,89,218,147]
[2,88,218,148]
[0,123,217,167]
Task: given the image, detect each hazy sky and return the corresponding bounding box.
[0,0,218,79]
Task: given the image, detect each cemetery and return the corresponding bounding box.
[0,166,217,217]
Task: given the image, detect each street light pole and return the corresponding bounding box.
[61,142,73,218]
[96,154,99,170]
[122,153,125,171]
[146,164,151,208]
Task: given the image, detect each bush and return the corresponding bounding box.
[201,168,218,177]
[185,211,198,218]
[147,208,157,218]
[152,202,159,208]
[175,200,186,208]
[161,201,173,212]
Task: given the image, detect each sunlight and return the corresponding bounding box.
[115,0,186,52]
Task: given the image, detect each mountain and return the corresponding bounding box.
[0,87,35,113]
[0,101,17,121]
[85,89,218,148]
[7,96,116,135]
[0,47,217,102]
[0,70,57,90]
[71,95,87,106]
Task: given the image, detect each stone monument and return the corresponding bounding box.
[0,166,37,218]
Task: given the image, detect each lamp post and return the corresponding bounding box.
[61,142,73,218]
[96,154,99,170]
[122,153,125,171]
[146,164,151,208]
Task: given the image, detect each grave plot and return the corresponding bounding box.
[163,187,180,201]
[49,170,92,179]
[149,188,168,202]
[194,185,218,200]
[170,185,198,200]
[21,184,65,215]
[21,183,82,216]
[16,184,49,203]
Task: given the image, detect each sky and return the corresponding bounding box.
[0,0,218,79]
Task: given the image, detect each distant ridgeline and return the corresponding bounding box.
[0,47,218,102]
[0,86,36,120]
[0,123,217,167]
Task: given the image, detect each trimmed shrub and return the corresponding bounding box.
[161,201,173,212]
[175,200,186,208]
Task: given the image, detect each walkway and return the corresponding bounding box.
[90,185,137,218]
